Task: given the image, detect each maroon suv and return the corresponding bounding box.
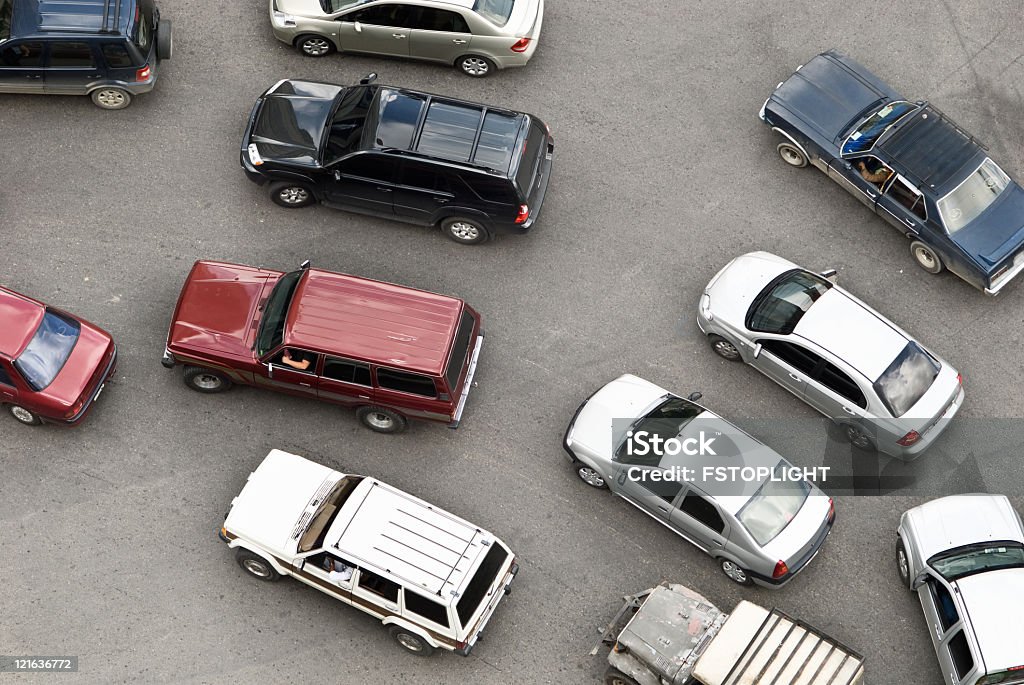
[0,286,117,426]
[161,260,484,433]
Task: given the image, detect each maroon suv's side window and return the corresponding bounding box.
[376,368,437,397]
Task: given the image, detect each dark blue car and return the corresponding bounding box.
[760,50,1024,295]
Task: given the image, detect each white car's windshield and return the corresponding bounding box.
[938,158,1010,233]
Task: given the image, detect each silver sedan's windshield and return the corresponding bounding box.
[324,0,369,12]
[930,542,1024,581]
[938,158,1010,233]
[736,463,810,546]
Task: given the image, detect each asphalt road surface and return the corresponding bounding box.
[3,0,1024,683]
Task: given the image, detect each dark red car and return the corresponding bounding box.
[0,286,117,426]
[161,260,484,433]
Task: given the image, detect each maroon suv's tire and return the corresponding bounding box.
[356,406,408,434]
[183,366,232,393]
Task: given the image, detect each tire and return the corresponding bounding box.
[708,334,741,361]
[897,538,913,589]
[456,54,494,78]
[269,182,316,208]
[604,668,640,685]
[296,34,335,57]
[574,462,608,489]
[8,405,42,426]
[910,241,944,274]
[388,626,435,656]
[91,87,132,110]
[235,549,280,581]
[356,406,408,434]
[777,141,808,168]
[183,366,233,393]
[842,423,874,451]
[440,217,489,245]
[719,558,753,586]
[156,20,173,60]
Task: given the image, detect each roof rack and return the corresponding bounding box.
[923,102,988,151]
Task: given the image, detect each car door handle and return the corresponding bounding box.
[842,406,857,415]
[87,74,103,80]
[902,217,915,227]
[657,505,669,512]
[788,373,803,382]
[375,186,392,192]
[713,539,725,546]
[865,190,877,199]
[392,33,407,39]
[451,39,467,44]
[299,382,312,387]
[434,197,449,204]
[935,624,944,640]
[26,74,42,79]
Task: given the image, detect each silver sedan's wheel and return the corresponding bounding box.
[844,425,874,450]
[9,405,42,426]
[708,334,741,361]
[720,559,752,585]
[297,35,334,57]
[457,55,493,78]
[575,464,607,489]
[777,141,808,167]
[910,241,944,274]
[91,88,132,110]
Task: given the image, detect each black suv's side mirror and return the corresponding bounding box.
[687,392,703,403]
[359,73,377,85]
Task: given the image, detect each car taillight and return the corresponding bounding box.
[510,37,531,53]
[65,398,86,419]
[772,560,789,579]
[957,373,963,385]
[135,64,151,81]
[514,204,529,224]
[827,498,835,522]
[455,640,467,651]
[897,430,921,446]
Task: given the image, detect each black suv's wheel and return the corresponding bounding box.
[157,20,173,59]
[270,182,316,208]
[183,366,233,393]
[8,404,42,426]
[456,54,494,78]
[777,141,808,168]
[357,406,408,434]
[296,34,335,57]
[910,241,944,274]
[235,549,280,581]
[91,87,132,110]
[388,626,435,656]
[441,217,489,245]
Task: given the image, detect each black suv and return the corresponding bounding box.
[241,75,554,245]
[0,0,171,109]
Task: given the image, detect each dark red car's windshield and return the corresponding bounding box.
[14,311,81,391]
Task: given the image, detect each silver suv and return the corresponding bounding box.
[897,495,1024,685]
[697,252,965,459]
[562,374,834,588]
[269,0,542,77]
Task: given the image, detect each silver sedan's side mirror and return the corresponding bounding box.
[752,343,762,359]
[687,392,703,403]
[820,268,838,284]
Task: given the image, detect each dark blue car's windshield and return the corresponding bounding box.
[841,101,917,156]
[14,311,81,391]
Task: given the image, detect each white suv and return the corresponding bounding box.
[219,449,519,656]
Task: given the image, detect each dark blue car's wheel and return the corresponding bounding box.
[910,241,944,274]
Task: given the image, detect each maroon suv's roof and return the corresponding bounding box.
[284,270,464,375]
[0,287,45,357]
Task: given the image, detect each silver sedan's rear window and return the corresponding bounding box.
[473,0,514,26]
[873,342,939,416]
[736,463,810,546]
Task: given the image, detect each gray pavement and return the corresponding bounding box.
[2,0,1024,683]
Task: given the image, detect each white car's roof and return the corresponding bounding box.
[956,568,1024,673]
[793,288,908,381]
[906,494,1024,562]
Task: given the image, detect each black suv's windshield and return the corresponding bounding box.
[747,270,830,334]
[930,542,1024,582]
[256,270,303,356]
[323,86,376,162]
[0,0,13,41]
[14,311,81,391]
[842,101,917,156]
[873,342,939,417]
[473,0,514,26]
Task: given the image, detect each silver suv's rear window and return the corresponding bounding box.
[873,342,939,417]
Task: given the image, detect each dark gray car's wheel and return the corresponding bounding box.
[356,406,408,434]
[388,626,435,656]
[719,558,753,586]
[604,668,640,685]
[183,366,233,393]
[708,334,741,361]
[910,241,944,274]
[296,34,335,57]
[156,20,173,59]
[777,141,808,168]
[8,404,42,426]
[91,87,132,110]
[456,54,494,78]
[574,462,608,489]
[235,549,280,581]
[269,182,316,208]
[897,538,912,589]
[441,217,489,245]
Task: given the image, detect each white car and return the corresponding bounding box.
[220,449,519,656]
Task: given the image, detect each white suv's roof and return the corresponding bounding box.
[326,479,493,600]
[956,568,1024,673]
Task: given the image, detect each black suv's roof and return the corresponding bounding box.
[10,0,136,38]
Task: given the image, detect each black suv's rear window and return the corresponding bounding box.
[457,543,509,627]
[513,120,545,197]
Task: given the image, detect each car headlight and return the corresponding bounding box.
[699,293,713,321]
[272,10,296,27]
[247,143,264,167]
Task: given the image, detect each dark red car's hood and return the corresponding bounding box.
[169,261,282,357]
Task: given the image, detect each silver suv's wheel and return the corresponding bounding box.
[897,538,912,588]
[457,55,494,78]
[91,87,132,110]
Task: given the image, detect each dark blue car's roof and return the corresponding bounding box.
[876,106,986,195]
[12,0,135,37]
